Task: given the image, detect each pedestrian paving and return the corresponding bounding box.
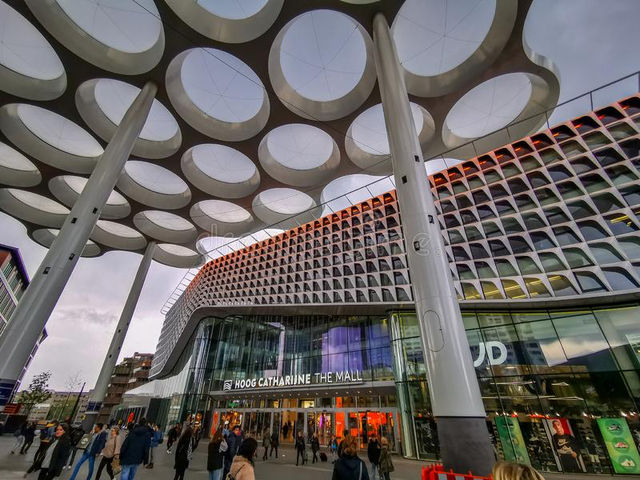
[0,435,638,480]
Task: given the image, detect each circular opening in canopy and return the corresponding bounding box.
[252,187,317,226]
[259,124,340,186]
[133,210,197,244]
[0,188,69,227]
[118,161,191,210]
[32,228,101,257]
[0,142,41,187]
[91,220,147,251]
[181,144,260,198]
[48,175,130,220]
[190,199,254,235]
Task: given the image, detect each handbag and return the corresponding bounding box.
[111,456,122,476]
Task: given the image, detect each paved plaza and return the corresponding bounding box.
[0,435,638,480]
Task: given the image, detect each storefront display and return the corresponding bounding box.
[597,418,640,474]
[495,416,530,464]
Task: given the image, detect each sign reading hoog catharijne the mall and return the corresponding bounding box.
[222,370,364,391]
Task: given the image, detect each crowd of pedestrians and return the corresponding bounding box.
[6,419,548,480]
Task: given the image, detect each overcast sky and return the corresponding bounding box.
[4,0,640,391]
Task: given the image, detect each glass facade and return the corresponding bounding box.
[138,303,640,473]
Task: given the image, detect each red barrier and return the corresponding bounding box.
[421,463,492,480]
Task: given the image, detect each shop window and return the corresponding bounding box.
[481,281,503,299]
[547,275,579,296]
[514,320,567,370]
[474,261,497,279]
[618,237,640,259]
[495,259,518,277]
[508,236,532,254]
[593,193,625,214]
[577,221,609,241]
[523,277,551,297]
[457,264,476,280]
[516,257,541,274]
[593,305,640,371]
[489,239,510,257]
[602,267,640,290]
[562,248,594,268]
[567,200,597,220]
[552,313,617,371]
[502,279,526,299]
[575,272,608,293]
[461,282,482,300]
[589,243,625,264]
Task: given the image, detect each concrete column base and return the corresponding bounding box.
[436,417,495,476]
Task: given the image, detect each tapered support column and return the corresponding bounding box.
[0,83,157,410]
[372,14,493,474]
[81,241,156,429]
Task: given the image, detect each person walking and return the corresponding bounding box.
[30,423,54,470]
[118,420,151,480]
[332,436,370,480]
[207,429,226,480]
[269,429,279,459]
[338,434,350,458]
[21,422,37,455]
[64,426,85,470]
[36,423,71,480]
[377,438,393,480]
[367,435,381,480]
[173,425,193,480]
[95,426,122,480]
[228,438,257,480]
[223,425,243,479]
[11,421,27,454]
[261,429,271,461]
[68,423,107,480]
[282,422,289,441]
[146,424,163,468]
[295,430,306,466]
[167,424,180,454]
[311,432,320,464]
[329,435,338,463]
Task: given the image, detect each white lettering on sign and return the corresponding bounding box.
[222,370,362,392]
[473,341,508,367]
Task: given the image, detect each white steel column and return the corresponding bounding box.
[0,83,157,410]
[372,14,493,474]
[82,241,156,429]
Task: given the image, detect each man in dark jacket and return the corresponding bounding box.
[38,423,72,480]
[166,423,180,454]
[20,422,37,455]
[69,423,107,480]
[367,435,381,480]
[119,420,152,480]
[223,425,243,479]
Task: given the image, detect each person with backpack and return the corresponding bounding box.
[332,436,370,480]
[311,432,320,464]
[295,430,306,466]
[94,426,122,480]
[119,420,151,480]
[64,426,85,470]
[174,425,193,480]
[68,423,108,480]
[223,425,243,479]
[377,438,394,480]
[228,438,257,480]
[367,435,381,480]
[207,429,226,480]
[269,428,279,459]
